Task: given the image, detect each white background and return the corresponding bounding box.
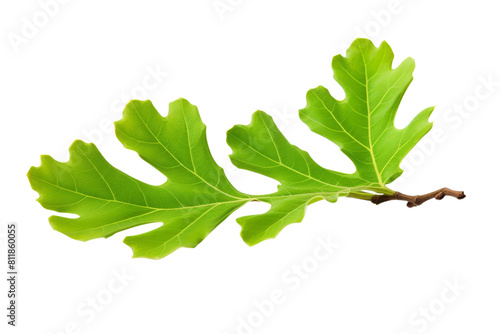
[1,0,499,333]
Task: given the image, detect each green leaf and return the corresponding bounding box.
[28,99,249,259]
[300,39,434,185]
[29,39,461,260]
[227,110,367,245]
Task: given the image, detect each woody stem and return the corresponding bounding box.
[370,187,466,207]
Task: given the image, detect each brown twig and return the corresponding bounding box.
[371,187,466,208]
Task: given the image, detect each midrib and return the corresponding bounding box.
[359,47,384,186]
